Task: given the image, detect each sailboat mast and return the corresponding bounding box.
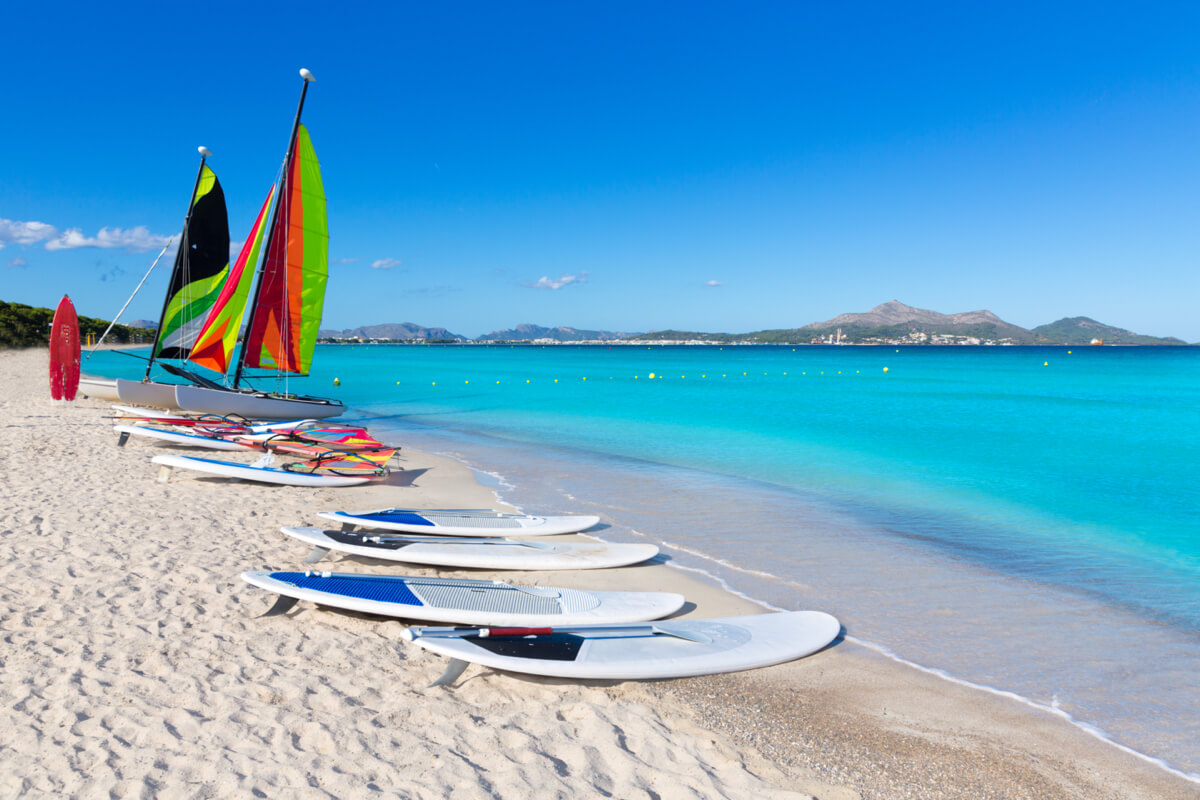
[144,146,213,380]
[233,68,315,389]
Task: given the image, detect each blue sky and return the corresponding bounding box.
[3,2,1200,340]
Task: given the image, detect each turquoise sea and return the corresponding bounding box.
[89,344,1200,778]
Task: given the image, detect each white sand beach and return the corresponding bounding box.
[1,347,1195,799]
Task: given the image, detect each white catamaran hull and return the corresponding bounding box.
[79,377,121,402]
[116,379,184,410]
[174,384,344,421]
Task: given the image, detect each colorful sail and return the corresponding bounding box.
[187,186,275,374]
[241,124,328,375]
[153,165,231,360]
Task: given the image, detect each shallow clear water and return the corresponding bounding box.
[89,344,1200,776]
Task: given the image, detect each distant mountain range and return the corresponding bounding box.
[630,301,1187,345]
[319,322,638,342]
[319,322,467,341]
[475,323,639,342]
[314,302,1189,345]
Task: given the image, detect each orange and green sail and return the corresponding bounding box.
[240,124,328,376]
[187,186,275,374]
[152,165,230,361]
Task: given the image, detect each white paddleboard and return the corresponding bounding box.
[402,611,841,681]
[242,570,685,626]
[151,454,375,487]
[318,508,601,537]
[115,424,246,450]
[282,526,659,570]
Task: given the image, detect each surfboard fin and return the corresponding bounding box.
[261,595,300,617]
[429,658,469,688]
[117,431,129,447]
[303,546,330,564]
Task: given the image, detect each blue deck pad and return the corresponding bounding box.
[356,511,434,527]
[272,572,423,606]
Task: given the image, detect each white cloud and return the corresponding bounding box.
[706,279,722,287]
[527,271,589,290]
[0,218,58,248]
[371,257,402,269]
[335,257,359,265]
[7,256,28,268]
[45,225,171,252]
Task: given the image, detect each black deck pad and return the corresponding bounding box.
[323,529,412,551]
[471,633,585,662]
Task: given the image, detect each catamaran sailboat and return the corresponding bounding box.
[122,68,343,420]
[115,146,231,409]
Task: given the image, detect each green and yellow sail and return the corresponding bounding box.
[152,165,230,361]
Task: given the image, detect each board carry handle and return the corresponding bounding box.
[362,534,555,550]
[404,623,712,644]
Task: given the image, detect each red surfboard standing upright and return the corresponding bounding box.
[49,295,81,403]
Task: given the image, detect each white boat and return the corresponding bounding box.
[93,69,344,422]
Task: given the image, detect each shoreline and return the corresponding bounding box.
[4,347,1197,798]
[379,420,1200,798]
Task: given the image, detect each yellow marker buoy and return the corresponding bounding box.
[582,377,587,381]
[554,379,559,383]
[432,382,436,386]
[496,380,501,384]
[883,367,889,373]
[396,381,401,385]
[465,380,469,384]
[526,379,530,383]
[1044,361,1048,366]
[333,378,341,386]
[649,373,656,379]
[1068,350,1072,354]
[783,371,787,376]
